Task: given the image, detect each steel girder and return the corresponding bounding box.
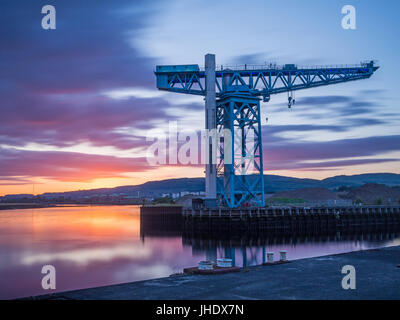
[216,94,265,208]
[155,62,379,100]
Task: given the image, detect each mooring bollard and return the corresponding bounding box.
[279,250,287,261]
[267,252,274,263]
[217,258,232,268]
[198,261,213,270]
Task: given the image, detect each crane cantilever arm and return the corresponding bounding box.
[155,61,379,98]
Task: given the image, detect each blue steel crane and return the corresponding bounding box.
[155,54,379,208]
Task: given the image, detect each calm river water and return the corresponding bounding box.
[0,205,399,299]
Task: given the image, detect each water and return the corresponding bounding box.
[0,205,399,299]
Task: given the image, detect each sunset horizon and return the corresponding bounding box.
[1,170,400,197]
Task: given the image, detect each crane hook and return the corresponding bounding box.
[288,91,295,108]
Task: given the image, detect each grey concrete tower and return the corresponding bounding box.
[204,53,217,200]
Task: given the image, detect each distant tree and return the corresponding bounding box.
[153,196,175,205]
[374,198,383,205]
[355,198,363,205]
[337,185,353,192]
[270,197,305,205]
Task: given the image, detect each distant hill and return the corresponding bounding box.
[343,183,400,205]
[320,173,400,189]
[2,173,400,200]
[271,188,341,201]
[263,175,320,192]
[41,177,206,198]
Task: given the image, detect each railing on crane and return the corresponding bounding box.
[190,60,379,72]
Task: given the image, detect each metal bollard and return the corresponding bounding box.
[279,250,287,261]
[198,260,213,270]
[217,258,232,268]
[267,252,274,263]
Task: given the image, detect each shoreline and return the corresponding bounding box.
[0,203,57,211]
[25,245,400,300]
[0,203,142,211]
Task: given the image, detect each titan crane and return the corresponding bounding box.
[155,54,379,208]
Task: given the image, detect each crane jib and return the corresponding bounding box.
[155,62,379,98]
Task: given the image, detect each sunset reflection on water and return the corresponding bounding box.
[0,205,399,299]
[0,205,200,299]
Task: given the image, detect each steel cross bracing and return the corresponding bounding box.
[155,56,379,208]
[216,94,264,207]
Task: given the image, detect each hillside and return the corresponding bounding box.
[1,173,400,200]
[343,183,400,205]
[321,173,400,188]
[270,188,341,201]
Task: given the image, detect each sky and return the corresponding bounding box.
[0,0,399,195]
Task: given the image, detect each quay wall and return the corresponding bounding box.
[140,205,400,233]
[183,206,400,232]
[140,205,183,236]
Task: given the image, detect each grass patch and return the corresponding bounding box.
[268,197,306,204]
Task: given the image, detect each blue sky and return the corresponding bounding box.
[0,0,399,195]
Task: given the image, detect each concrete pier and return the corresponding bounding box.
[29,245,400,300]
[183,205,400,232]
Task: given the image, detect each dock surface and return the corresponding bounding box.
[32,245,400,300]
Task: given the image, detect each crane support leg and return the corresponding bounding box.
[216,93,265,208]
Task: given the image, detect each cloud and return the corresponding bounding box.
[230,52,274,65]
[294,95,352,106]
[0,0,209,160]
[260,92,398,173]
[0,176,34,186]
[0,89,180,149]
[277,92,388,120]
[262,134,400,171]
[0,1,187,151]
[229,52,324,67]
[0,148,152,182]
[263,117,387,139]
[0,1,157,93]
